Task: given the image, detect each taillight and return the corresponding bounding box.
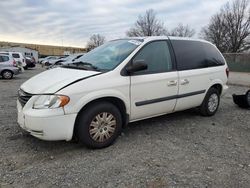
[226,67,229,78]
[13,59,17,67]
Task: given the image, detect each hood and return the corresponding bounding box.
[21,67,100,94]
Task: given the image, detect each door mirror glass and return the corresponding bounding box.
[126,60,148,73]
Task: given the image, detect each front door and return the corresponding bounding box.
[130,40,178,121]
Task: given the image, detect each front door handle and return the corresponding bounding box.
[180,79,189,85]
[167,80,178,86]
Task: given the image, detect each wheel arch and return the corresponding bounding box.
[73,96,129,139]
[1,69,14,76]
[207,79,224,95]
[208,83,223,95]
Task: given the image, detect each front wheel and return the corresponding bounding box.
[75,102,122,149]
[199,87,220,116]
[2,70,13,79]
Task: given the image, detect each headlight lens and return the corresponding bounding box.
[33,95,70,109]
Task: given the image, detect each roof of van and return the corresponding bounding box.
[118,36,211,44]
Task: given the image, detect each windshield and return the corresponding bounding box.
[72,39,142,71]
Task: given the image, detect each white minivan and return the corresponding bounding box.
[17,37,229,148]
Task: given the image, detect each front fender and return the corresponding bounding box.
[64,89,130,115]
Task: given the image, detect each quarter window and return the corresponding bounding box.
[133,41,173,74]
[203,43,225,66]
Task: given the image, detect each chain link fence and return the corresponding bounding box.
[223,53,250,72]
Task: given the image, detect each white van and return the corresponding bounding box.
[17,37,229,148]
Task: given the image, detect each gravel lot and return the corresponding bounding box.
[0,66,250,187]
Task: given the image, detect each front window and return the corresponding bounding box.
[67,39,142,71]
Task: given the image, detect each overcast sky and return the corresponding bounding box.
[0,0,230,47]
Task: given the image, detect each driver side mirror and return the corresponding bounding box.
[126,60,148,74]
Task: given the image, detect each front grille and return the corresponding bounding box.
[18,89,33,107]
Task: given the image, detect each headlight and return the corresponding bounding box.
[33,95,70,109]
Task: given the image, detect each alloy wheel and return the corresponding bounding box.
[208,93,219,112]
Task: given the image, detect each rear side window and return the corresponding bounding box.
[171,40,206,71]
[203,43,225,66]
[12,53,20,58]
[0,55,9,62]
[133,41,173,74]
[171,40,225,71]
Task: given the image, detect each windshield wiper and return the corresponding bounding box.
[63,61,100,71]
[73,61,99,69]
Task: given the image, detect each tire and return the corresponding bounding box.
[2,70,13,79]
[24,66,28,70]
[75,102,122,149]
[199,87,220,116]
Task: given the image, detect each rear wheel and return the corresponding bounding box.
[75,102,122,149]
[199,87,220,116]
[2,70,13,79]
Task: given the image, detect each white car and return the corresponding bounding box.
[17,36,229,148]
[60,53,85,65]
[49,53,86,68]
[0,54,20,79]
[48,54,85,67]
[41,56,59,66]
[0,51,26,68]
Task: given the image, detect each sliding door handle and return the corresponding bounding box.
[167,80,178,86]
[180,79,189,85]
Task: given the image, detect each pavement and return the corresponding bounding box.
[228,72,250,87]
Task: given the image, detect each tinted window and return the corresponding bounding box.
[0,55,9,62]
[133,41,173,74]
[12,53,20,58]
[203,43,225,66]
[171,40,206,71]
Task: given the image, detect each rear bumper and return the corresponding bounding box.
[17,100,77,141]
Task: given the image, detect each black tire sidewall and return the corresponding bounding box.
[76,102,122,149]
[2,70,13,79]
[201,88,220,116]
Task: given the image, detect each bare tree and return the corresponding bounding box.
[200,13,228,52]
[87,34,105,51]
[126,9,167,37]
[201,0,250,53]
[168,23,195,37]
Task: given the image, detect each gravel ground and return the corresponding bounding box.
[0,66,250,188]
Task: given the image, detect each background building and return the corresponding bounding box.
[0,41,86,59]
[0,46,39,61]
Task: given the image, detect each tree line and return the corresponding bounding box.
[87,0,249,53]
